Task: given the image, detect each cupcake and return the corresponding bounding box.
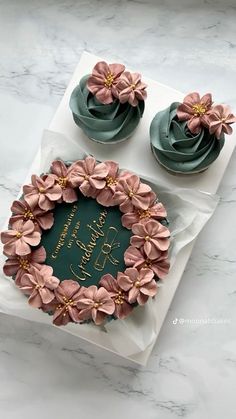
[70,61,147,144]
[150,92,236,174]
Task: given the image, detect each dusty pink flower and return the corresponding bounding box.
[87,61,125,104]
[177,92,213,134]
[23,174,62,211]
[9,199,54,231]
[17,265,59,308]
[124,246,170,280]
[131,220,170,259]
[50,160,78,203]
[96,161,120,206]
[3,246,46,281]
[118,267,157,305]
[99,274,133,319]
[1,220,41,256]
[53,280,84,326]
[113,174,155,213]
[116,72,147,106]
[207,104,236,139]
[121,201,167,229]
[69,156,109,197]
[77,285,115,325]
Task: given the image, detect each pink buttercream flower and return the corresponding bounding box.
[121,201,167,229]
[116,72,147,106]
[131,220,170,259]
[53,280,85,326]
[99,274,133,319]
[117,267,157,305]
[69,156,109,197]
[77,285,115,325]
[3,246,46,281]
[124,246,170,280]
[1,220,41,256]
[87,61,125,105]
[96,160,119,206]
[50,160,78,203]
[207,104,236,139]
[23,174,62,211]
[17,265,59,308]
[177,92,213,134]
[113,174,155,213]
[9,199,54,231]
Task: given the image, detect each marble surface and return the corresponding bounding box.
[0,1,236,418]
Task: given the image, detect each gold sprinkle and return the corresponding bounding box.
[57,176,67,189]
[38,187,45,193]
[18,257,30,270]
[145,235,150,241]
[24,210,34,220]
[192,103,207,116]
[93,302,101,309]
[138,209,151,219]
[106,176,117,187]
[135,280,141,288]
[128,191,134,198]
[104,72,115,88]
[15,231,22,238]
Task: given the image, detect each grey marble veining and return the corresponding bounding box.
[0,1,236,418]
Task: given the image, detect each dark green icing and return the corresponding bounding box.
[40,194,131,287]
[150,102,225,174]
[69,75,145,143]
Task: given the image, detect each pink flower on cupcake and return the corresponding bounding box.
[114,174,155,213]
[16,265,59,308]
[99,274,133,319]
[117,267,157,305]
[121,200,167,229]
[124,246,170,280]
[69,156,109,197]
[177,92,213,134]
[9,199,54,231]
[87,61,125,105]
[50,160,78,203]
[207,104,236,139]
[53,280,85,326]
[23,174,62,211]
[77,285,115,325]
[131,220,170,259]
[116,72,147,107]
[1,220,41,256]
[3,246,46,280]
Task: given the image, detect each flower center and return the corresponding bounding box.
[135,280,141,288]
[221,117,226,122]
[58,297,76,314]
[130,83,136,90]
[138,209,151,219]
[93,301,102,309]
[24,209,34,220]
[106,176,117,187]
[192,103,207,116]
[144,258,152,268]
[38,187,45,194]
[84,175,90,181]
[15,231,22,238]
[57,176,67,189]
[128,190,134,198]
[145,235,150,241]
[114,290,124,305]
[18,257,30,270]
[104,72,115,88]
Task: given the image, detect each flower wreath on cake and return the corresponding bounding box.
[0,156,170,326]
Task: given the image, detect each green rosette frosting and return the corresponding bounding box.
[70,75,144,143]
[150,102,225,174]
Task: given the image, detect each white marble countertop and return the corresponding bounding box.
[0,1,236,418]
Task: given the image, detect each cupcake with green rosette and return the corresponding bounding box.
[70,61,147,144]
[150,92,236,174]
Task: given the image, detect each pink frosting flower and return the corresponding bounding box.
[207,104,236,139]
[121,201,167,229]
[53,280,84,326]
[124,246,170,280]
[99,274,133,319]
[69,156,109,197]
[17,265,59,308]
[1,220,41,256]
[87,61,125,105]
[3,246,46,280]
[117,267,157,305]
[131,220,170,259]
[177,92,213,134]
[116,72,147,106]
[77,285,115,325]
[23,174,62,211]
[50,160,78,203]
[113,174,155,213]
[96,161,119,206]
[9,199,54,231]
